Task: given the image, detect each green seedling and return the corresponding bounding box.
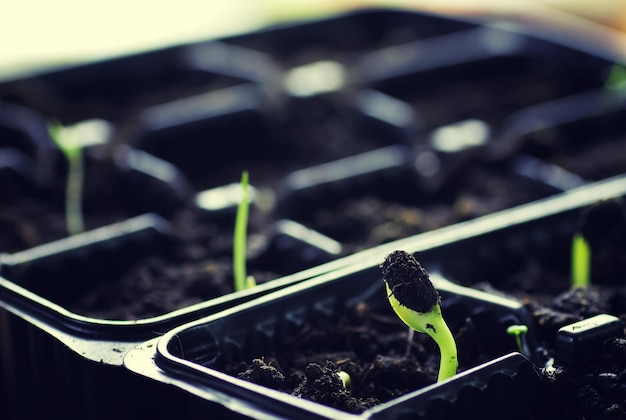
[600,64,626,111]
[337,371,351,392]
[380,250,458,382]
[604,64,626,97]
[571,232,591,288]
[506,324,529,357]
[571,199,625,288]
[48,121,85,236]
[233,171,256,292]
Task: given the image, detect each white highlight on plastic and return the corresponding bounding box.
[284,60,346,97]
[431,119,490,153]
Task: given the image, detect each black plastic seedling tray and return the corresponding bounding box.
[1,6,626,420]
[129,267,542,420]
[0,210,345,354]
[0,210,349,419]
[1,5,615,355]
[124,174,626,419]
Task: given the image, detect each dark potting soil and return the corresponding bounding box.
[512,104,626,182]
[3,148,562,321]
[296,163,553,253]
[1,147,287,320]
[463,201,626,419]
[279,94,397,166]
[225,198,626,417]
[542,334,626,420]
[156,90,400,193]
[67,206,283,320]
[0,152,148,253]
[381,65,593,131]
[226,300,488,414]
[540,134,626,182]
[522,285,626,420]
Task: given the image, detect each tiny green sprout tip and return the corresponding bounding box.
[571,232,591,288]
[337,371,351,392]
[506,324,529,357]
[605,64,626,94]
[233,171,256,292]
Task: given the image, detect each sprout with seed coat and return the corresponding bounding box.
[380,250,458,382]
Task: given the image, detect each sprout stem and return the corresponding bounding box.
[66,146,84,235]
[386,283,458,382]
[506,324,529,358]
[48,122,85,236]
[234,171,255,291]
[571,233,591,288]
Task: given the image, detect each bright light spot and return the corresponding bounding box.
[284,60,346,97]
[431,119,490,153]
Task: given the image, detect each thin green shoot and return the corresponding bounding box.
[571,199,625,289]
[48,121,85,236]
[506,324,529,357]
[571,232,591,288]
[233,171,256,292]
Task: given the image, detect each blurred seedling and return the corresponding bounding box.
[48,121,85,236]
[506,324,529,358]
[233,170,257,292]
[571,198,624,288]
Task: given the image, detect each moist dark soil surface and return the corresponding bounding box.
[518,287,626,420]
[520,129,626,182]
[386,68,593,131]
[222,253,626,418]
[9,162,555,321]
[66,207,284,320]
[463,200,626,419]
[0,151,147,252]
[294,163,557,253]
[2,138,566,322]
[5,140,621,323]
[225,300,488,414]
[222,198,626,418]
[0,148,290,320]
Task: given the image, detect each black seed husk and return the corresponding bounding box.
[380,250,439,313]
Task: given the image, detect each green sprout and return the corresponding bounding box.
[604,64,626,97]
[570,232,591,288]
[48,121,85,236]
[600,64,626,110]
[570,199,624,288]
[380,250,458,382]
[506,324,529,357]
[233,171,256,292]
[337,371,351,392]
